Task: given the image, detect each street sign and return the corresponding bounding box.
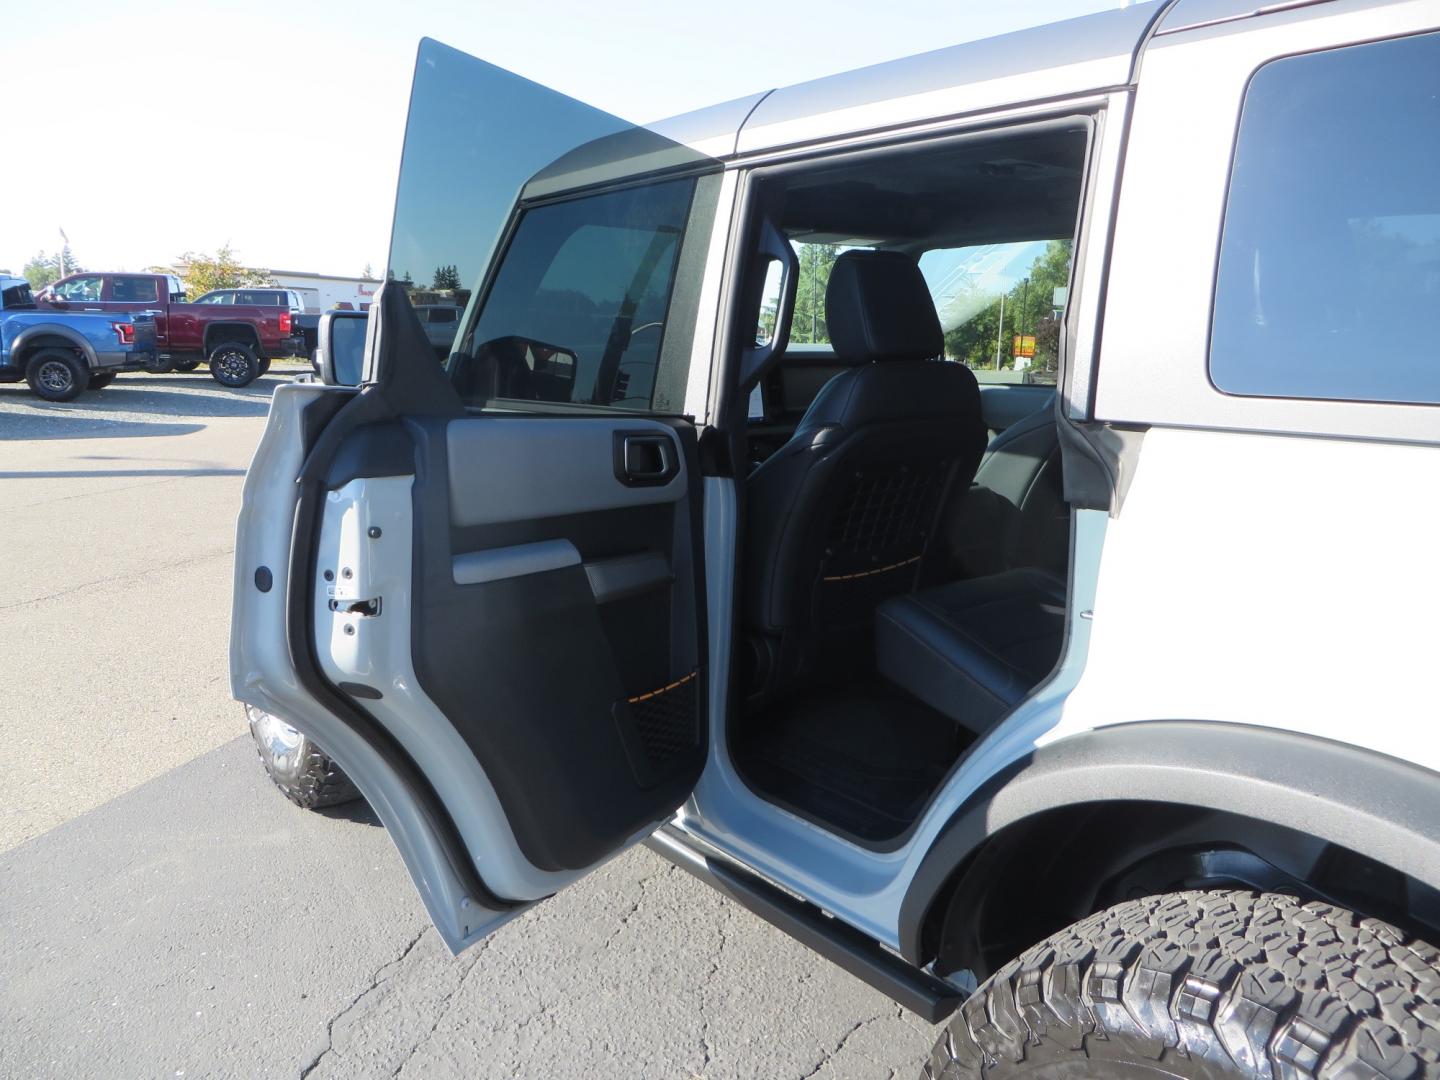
[1012,334,1036,358]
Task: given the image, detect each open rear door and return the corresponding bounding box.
[232,38,737,950]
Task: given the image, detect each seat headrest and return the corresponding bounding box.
[825,250,944,364]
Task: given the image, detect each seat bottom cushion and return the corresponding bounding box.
[875,569,1067,735]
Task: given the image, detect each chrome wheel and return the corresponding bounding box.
[245,704,362,809]
[246,704,303,770]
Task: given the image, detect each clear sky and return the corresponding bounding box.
[0,0,1131,280]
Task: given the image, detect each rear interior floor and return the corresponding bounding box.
[736,680,973,845]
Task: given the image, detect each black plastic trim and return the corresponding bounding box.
[897,720,1440,966]
[647,826,962,1023]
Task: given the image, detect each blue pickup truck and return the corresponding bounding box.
[0,275,160,401]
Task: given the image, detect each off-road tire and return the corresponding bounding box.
[258,355,272,376]
[25,347,90,402]
[208,341,260,387]
[87,371,116,389]
[925,890,1440,1080]
[246,705,362,810]
[173,357,202,372]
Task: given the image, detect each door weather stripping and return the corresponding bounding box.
[646,826,963,1023]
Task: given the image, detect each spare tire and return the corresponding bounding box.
[208,341,261,387]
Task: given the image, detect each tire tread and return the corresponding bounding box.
[929,891,1440,1080]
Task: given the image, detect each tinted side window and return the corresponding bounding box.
[238,290,282,306]
[112,276,159,303]
[2,282,34,308]
[1211,32,1440,405]
[454,177,697,412]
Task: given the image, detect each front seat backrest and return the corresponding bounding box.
[742,249,987,698]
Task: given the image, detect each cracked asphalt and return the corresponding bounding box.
[0,373,941,1078]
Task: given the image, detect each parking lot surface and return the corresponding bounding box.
[0,370,939,1078]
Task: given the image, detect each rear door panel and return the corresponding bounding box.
[406,414,704,873]
[308,400,706,898]
[229,37,732,937]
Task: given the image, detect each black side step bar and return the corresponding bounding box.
[644,826,963,1023]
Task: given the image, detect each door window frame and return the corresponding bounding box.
[672,97,1117,959]
[709,110,1104,437]
[447,165,724,420]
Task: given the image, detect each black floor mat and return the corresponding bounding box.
[739,681,972,844]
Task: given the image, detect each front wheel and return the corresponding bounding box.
[245,705,362,810]
[25,348,90,402]
[926,890,1440,1080]
[208,341,260,387]
[173,356,202,372]
[88,371,116,390]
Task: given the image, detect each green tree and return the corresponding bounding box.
[432,264,460,290]
[787,243,839,343]
[23,251,59,290]
[161,244,274,300]
[22,247,86,289]
[944,239,1072,378]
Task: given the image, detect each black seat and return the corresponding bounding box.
[874,568,1066,736]
[941,402,1068,579]
[743,250,987,696]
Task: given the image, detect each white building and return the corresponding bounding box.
[268,270,383,313]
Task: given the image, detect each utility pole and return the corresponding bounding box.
[58,227,69,277]
[993,292,1005,368]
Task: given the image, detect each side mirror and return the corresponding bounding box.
[315,310,369,386]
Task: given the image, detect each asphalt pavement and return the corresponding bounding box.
[0,369,940,1079]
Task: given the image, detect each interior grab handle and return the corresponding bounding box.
[615,431,679,486]
[739,217,800,392]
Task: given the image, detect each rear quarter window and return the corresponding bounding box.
[1209,31,1440,406]
[112,276,160,303]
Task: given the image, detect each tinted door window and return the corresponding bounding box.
[196,292,234,305]
[3,281,35,309]
[1211,32,1440,405]
[111,276,160,303]
[455,177,697,412]
[238,290,282,306]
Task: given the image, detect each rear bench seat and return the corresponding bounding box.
[874,569,1066,736]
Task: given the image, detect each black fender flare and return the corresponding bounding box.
[202,321,263,354]
[11,323,99,369]
[897,720,1440,964]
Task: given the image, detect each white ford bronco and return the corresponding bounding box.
[233,2,1440,1075]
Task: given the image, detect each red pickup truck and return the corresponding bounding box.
[36,272,305,386]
